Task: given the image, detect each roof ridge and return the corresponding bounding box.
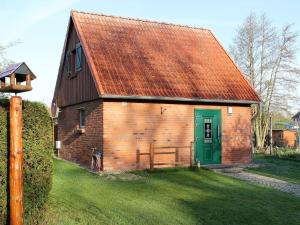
[71,10,211,32]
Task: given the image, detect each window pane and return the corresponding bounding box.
[204,118,212,143]
[66,52,71,78]
[75,43,82,72]
[79,109,85,128]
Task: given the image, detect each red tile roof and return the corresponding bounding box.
[71,11,260,102]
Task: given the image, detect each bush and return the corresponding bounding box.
[0,99,53,225]
[272,147,300,161]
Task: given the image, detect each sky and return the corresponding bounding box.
[0,0,299,112]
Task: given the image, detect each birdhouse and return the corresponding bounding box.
[0,62,36,94]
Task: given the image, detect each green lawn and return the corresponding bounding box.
[43,159,300,225]
[246,154,300,184]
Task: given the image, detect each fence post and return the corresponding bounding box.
[149,143,154,170]
[190,142,194,167]
[136,149,140,169]
[269,116,272,155]
[175,148,179,167]
[9,96,24,225]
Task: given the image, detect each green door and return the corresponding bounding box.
[194,109,222,164]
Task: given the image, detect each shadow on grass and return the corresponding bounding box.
[248,154,300,184]
[45,159,300,225]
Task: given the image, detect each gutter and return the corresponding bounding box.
[101,95,260,105]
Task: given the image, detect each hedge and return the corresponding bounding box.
[0,99,53,225]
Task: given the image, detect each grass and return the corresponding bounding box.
[246,153,300,184]
[42,159,300,225]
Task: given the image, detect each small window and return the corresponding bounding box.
[204,118,212,143]
[75,42,82,72]
[71,49,76,76]
[66,51,71,78]
[66,43,81,79]
[79,108,85,128]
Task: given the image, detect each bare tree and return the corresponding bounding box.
[0,41,20,98]
[229,13,300,149]
[0,41,20,70]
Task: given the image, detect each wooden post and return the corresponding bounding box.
[10,73,15,87]
[175,148,179,167]
[9,96,24,225]
[25,74,31,87]
[136,149,140,169]
[149,143,154,170]
[190,142,193,167]
[269,116,272,155]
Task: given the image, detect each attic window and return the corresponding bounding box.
[66,51,71,78]
[66,43,82,79]
[75,42,82,72]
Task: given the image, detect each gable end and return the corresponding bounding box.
[53,16,100,107]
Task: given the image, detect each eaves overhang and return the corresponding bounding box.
[101,95,260,105]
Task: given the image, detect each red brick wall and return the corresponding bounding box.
[57,100,103,167]
[272,130,297,148]
[283,131,297,147]
[103,102,252,171]
[57,100,252,171]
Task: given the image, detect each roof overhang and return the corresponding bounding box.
[101,95,260,105]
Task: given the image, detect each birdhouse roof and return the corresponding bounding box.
[0,62,36,80]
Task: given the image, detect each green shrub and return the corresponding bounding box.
[272,147,300,161]
[0,99,53,225]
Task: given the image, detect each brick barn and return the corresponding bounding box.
[272,129,297,148]
[52,11,260,171]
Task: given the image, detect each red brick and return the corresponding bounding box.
[58,100,103,167]
[58,100,252,171]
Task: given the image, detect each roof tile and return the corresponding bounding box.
[72,11,260,102]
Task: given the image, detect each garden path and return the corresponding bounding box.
[214,168,300,197]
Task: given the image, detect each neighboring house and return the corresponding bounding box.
[292,111,300,129]
[292,111,300,148]
[52,11,260,171]
[292,111,300,121]
[272,129,297,148]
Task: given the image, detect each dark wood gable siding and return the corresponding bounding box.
[57,21,99,107]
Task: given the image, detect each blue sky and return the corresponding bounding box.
[1,0,299,112]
